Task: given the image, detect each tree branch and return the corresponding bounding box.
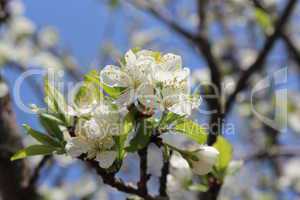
[87,159,156,200]
[249,0,300,70]
[159,150,171,198]
[27,155,52,189]
[137,146,150,195]
[244,146,300,163]
[225,0,297,114]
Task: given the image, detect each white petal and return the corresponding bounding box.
[100,65,131,88]
[65,137,89,158]
[124,50,136,66]
[190,146,219,175]
[136,83,159,111]
[162,53,182,71]
[84,118,106,140]
[114,89,135,106]
[169,95,201,116]
[96,151,117,168]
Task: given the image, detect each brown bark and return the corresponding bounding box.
[0,80,39,200]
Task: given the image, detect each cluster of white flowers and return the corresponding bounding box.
[100,49,200,116]
[65,49,219,175]
[65,101,123,168]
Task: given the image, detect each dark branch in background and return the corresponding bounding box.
[225,0,297,114]
[0,78,39,200]
[213,1,241,72]
[137,147,150,195]
[244,145,300,163]
[127,0,197,41]
[0,2,41,199]
[27,155,52,189]
[159,150,171,198]
[197,0,208,34]
[249,0,300,70]
[127,0,222,145]
[284,34,300,69]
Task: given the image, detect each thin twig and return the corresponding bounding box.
[137,146,150,195]
[159,150,171,198]
[225,0,297,114]
[87,159,156,200]
[28,155,52,188]
[249,0,300,70]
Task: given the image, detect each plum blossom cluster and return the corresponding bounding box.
[100,49,200,116]
[64,49,219,174]
[12,49,223,182]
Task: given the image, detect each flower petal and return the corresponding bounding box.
[136,83,159,112]
[162,53,182,71]
[124,50,136,66]
[96,151,117,168]
[84,118,106,140]
[100,65,131,88]
[190,146,219,175]
[65,137,89,158]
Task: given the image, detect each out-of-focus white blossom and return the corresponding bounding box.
[9,16,35,37]
[38,27,59,48]
[188,146,219,175]
[191,68,211,85]
[0,82,8,98]
[279,158,300,192]
[130,29,161,47]
[239,49,257,70]
[8,0,25,16]
[30,52,63,69]
[289,112,300,133]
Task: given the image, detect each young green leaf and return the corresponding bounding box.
[23,124,62,147]
[255,8,273,33]
[125,120,152,152]
[213,136,233,171]
[85,70,126,99]
[11,145,59,161]
[74,80,103,107]
[188,184,209,192]
[172,118,207,144]
[39,112,64,141]
[115,112,134,161]
[44,78,72,126]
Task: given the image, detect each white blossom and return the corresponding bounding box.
[100,49,200,116]
[65,101,123,168]
[9,16,35,37]
[188,146,219,175]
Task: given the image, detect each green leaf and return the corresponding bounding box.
[115,112,134,161]
[188,184,209,192]
[109,0,119,8]
[11,145,58,161]
[75,77,103,107]
[125,120,152,152]
[255,8,273,33]
[23,124,62,147]
[39,112,64,141]
[84,70,126,99]
[44,78,71,126]
[213,136,233,171]
[160,111,184,127]
[172,118,207,144]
